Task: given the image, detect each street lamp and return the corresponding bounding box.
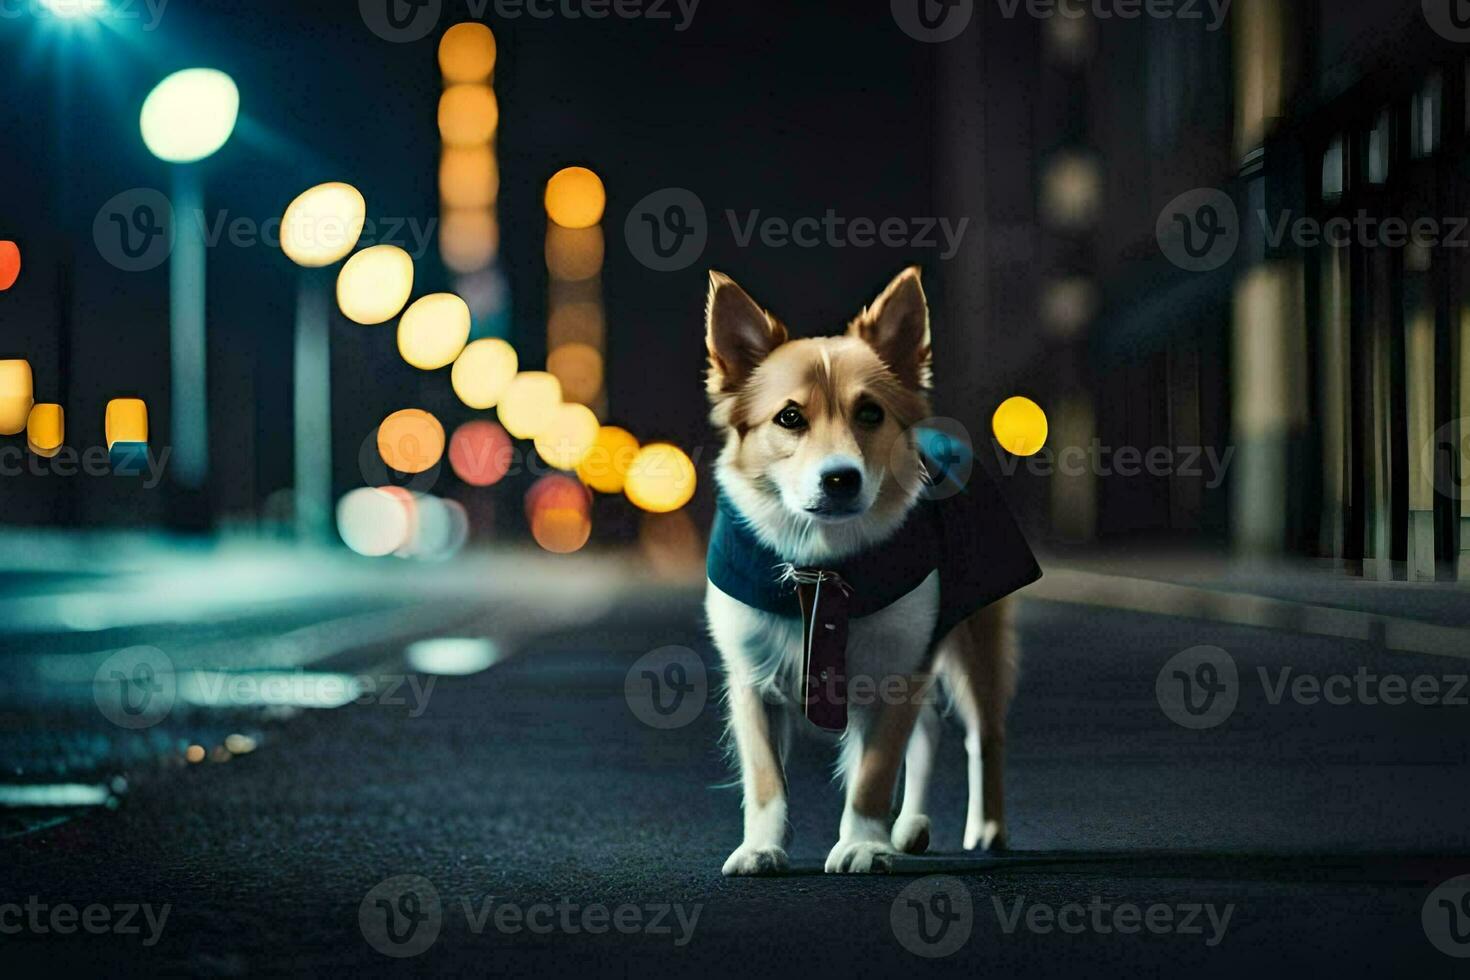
[279,181,367,542]
[139,67,239,493]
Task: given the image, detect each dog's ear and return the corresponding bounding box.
[848,266,932,389]
[705,271,787,398]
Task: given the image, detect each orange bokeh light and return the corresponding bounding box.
[438,22,497,84]
[377,409,445,474]
[0,242,19,291]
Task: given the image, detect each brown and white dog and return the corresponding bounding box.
[704,267,1019,875]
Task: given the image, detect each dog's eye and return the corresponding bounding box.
[854,402,885,427]
[774,406,806,430]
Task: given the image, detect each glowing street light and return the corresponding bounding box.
[280,181,367,541]
[140,67,240,493]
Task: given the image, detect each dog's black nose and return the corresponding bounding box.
[820,467,863,501]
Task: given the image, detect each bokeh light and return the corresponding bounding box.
[397,293,471,370]
[546,342,603,406]
[439,145,499,210]
[0,359,34,436]
[533,402,600,471]
[448,420,513,486]
[438,84,499,147]
[337,487,411,557]
[280,182,366,267]
[397,494,469,560]
[377,408,445,474]
[624,443,697,513]
[991,396,1049,456]
[438,22,498,83]
[527,474,592,554]
[26,403,63,458]
[576,425,639,494]
[545,224,604,281]
[451,338,518,409]
[439,209,499,274]
[547,301,605,349]
[0,241,19,291]
[544,166,606,229]
[497,371,562,440]
[337,245,414,324]
[103,397,147,449]
[139,68,239,163]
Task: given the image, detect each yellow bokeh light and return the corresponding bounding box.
[438,22,497,83]
[104,397,147,449]
[27,403,63,458]
[624,443,697,513]
[577,425,639,494]
[438,84,499,147]
[533,402,600,471]
[280,182,366,267]
[497,371,562,440]
[139,68,239,164]
[397,293,471,371]
[544,166,606,229]
[546,342,603,406]
[337,245,414,325]
[531,505,592,554]
[440,209,499,274]
[991,396,1049,457]
[378,408,445,474]
[545,224,604,281]
[547,301,605,349]
[451,338,519,409]
[0,359,34,436]
[440,145,499,210]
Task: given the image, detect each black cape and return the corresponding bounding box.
[707,449,1041,649]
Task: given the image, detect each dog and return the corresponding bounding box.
[703,266,1040,875]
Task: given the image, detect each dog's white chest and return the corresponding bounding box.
[705,571,940,706]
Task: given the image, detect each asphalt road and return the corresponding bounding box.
[5,578,1470,977]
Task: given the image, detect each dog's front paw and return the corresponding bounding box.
[824,838,897,874]
[722,843,789,877]
[891,814,931,855]
[963,818,1007,851]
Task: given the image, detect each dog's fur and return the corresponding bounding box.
[704,267,1019,875]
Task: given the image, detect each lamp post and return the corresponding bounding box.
[139,67,239,494]
[279,182,367,542]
